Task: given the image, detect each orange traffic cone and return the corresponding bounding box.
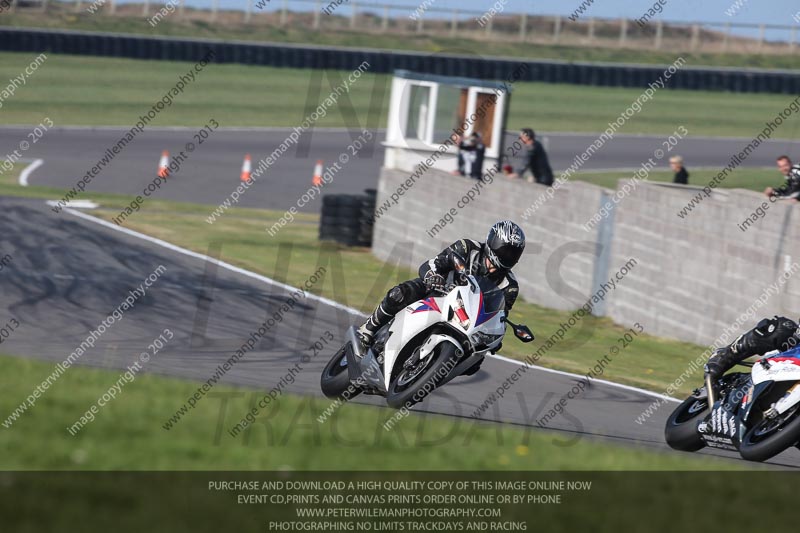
[240,154,252,182]
[157,150,170,178]
[312,160,323,186]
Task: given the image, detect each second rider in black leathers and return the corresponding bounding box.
[706,315,800,388]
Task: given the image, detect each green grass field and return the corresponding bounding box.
[574,167,783,191]
[4,10,800,70]
[0,353,742,470]
[2,51,799,138]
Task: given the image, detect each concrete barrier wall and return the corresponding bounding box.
[372,167,608,312]
[373,168,800,346]
[607,181,800,346]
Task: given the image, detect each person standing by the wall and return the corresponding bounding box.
[509,128,553,186]
[670,155,689,184]
[454,132,486,180]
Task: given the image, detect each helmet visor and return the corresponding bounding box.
[487,244,523,270]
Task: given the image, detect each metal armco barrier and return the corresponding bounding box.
[1,27,799,94]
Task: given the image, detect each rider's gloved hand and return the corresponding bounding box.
[424,270,446,292]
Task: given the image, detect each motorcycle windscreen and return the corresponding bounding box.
[475,277,505,325]
[778,343,800,359]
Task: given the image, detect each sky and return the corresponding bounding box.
[121,0,800,40]
[251,0,800,27]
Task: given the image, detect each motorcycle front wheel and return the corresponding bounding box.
[739,404,800,462]
[386,342,459,409]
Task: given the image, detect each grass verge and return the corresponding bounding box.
[0,353,744,470]
[2,52,799,138]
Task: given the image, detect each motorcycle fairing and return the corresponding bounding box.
[699,375,750,448]
[383,295,452,391]
[412,298,441,314]
[344,331,386,392]
[746,354,800,419]
[475,292,500,326]
[752,356,800,385]
[382,276,506,391]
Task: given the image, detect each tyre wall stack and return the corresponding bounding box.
[319,190,376,247]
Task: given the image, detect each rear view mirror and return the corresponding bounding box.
[513,324,534,343]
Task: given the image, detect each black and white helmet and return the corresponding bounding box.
[484,221,525,270]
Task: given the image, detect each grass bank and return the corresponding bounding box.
[1,52,797,138]
[0,353,743,470]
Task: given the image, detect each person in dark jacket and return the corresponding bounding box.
[512,128,553,186]
[765,155,800,202]
[455,132,486,180]
[357,221,525,374]
[670,155,689,185]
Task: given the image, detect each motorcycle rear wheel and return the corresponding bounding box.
[386,343,459,409]
[320,344,362,400]
[664,395,708,452]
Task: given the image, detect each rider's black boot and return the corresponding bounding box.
[357,303,393,352]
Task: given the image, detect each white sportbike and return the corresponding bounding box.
[320,255,534,409]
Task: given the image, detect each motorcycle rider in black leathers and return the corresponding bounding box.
[356,220,525,375]
[705,316,800,389]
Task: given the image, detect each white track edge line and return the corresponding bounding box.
[18,159,43,187]
[489,353,679,403]
[63,206,679,404]
[62,207,365,317]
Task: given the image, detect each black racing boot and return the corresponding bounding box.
[355,324,374,355]
[356,303,394,353]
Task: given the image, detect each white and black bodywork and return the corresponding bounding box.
[320,256,534,409]
[665,347,800,462]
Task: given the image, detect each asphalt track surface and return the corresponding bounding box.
[6,127,798,212]
[2,196,798,467]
